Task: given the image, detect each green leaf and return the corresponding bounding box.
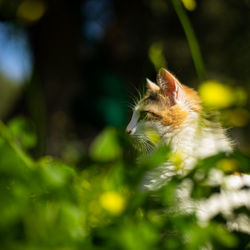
[8,117,36,149]
[38,157,75,188]
[120,221,159,250]
[90,128,122,162]
[212,224,238,248]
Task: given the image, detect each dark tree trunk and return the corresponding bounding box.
[28,0,83,156]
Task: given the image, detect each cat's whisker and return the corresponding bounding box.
[128,102,135,111]
[132,133,155,155]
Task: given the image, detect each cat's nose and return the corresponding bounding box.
[126,128,132,134]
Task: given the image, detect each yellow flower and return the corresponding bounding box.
[144,128,161,145]
[199,81,235,109]
[182,0,197,11]
[99,191,126,215]
[169,152,183,168]
[216,158,239,173]
[17,0,46,22]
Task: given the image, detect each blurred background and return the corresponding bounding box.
[0,0,250,161]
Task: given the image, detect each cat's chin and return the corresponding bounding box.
[131,134,154,154]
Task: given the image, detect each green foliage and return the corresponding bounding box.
[90,128,122,162]
[0,119,249,250]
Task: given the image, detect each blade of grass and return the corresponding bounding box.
[171,0,206,82]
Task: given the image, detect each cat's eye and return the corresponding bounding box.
[138,110,160,121]
[148,111,160,119]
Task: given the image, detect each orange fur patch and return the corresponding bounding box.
[143,104,188,128]
[182,85,202,113]
[233,172,244,176]
[161,105,188,128]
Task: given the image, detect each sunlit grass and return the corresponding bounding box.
[0,120,249,249]
[172,0,205,81]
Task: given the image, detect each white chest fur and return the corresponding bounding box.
[144,116,232,190]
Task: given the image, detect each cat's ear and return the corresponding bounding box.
[146,78,160,92]
[157,68,184,104]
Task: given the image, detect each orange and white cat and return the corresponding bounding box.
[126,68,232,189]
[126,68,250,234]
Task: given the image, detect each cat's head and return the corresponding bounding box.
[126,68,202,150]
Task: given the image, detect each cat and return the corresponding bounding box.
[126,68,232,189]
[126,68,250,234]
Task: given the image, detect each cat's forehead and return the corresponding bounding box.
[136,92,167,111]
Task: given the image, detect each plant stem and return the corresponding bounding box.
[171,0,206,82]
